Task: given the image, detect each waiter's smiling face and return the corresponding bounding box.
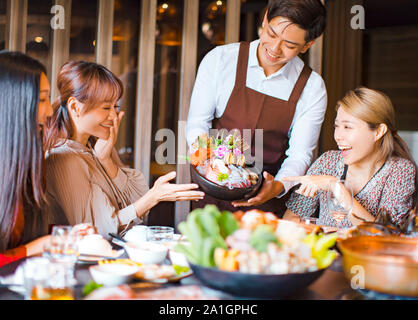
[258,15,314,76]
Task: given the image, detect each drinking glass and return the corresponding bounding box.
[22,257,74,300]
[50,225,79,256]
[147,226,174,243]
[327,179,354,227]
[45,225,79,285]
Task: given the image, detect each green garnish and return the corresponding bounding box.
[82,281,103,297]
[217,173,229,181]
[249,225,281,253]
[173,265,190,275]
[197,136,207,148]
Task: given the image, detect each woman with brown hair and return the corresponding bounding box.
[44,61,204,238]
[283,87,417,228]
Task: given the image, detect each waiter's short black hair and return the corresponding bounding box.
[266,0,326,42]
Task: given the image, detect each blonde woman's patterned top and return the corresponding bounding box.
[286,150,416,228]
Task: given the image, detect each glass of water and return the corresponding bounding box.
[22,257,74,300]
[46,225,78,285]
[327,179,354,228]
[147,226,174,243]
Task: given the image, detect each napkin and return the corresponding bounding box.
[0,264,26,294]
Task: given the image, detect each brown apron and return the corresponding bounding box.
[193,42,312,217]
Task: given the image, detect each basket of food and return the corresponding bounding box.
[174,205,338,299]
[188,132,262,201]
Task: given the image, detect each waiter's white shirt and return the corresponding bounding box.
[186,39,328,195]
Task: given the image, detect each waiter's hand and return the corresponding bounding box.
[232,172,284,207]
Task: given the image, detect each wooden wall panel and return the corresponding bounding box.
[362,26,418,131]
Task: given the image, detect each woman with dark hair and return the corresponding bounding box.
[44,61,204,238]
[0,52,95,268]
[0,51,53,267]
[283,88,417,229]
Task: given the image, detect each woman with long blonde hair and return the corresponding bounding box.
[283,87,416,228]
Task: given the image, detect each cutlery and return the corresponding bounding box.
[77,253,118,260]
[108,232,127,248]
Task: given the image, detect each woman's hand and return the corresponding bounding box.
[25,235,51,257]
[94,111,124,178]
[147,171,205,205]
[70,223,96,237]
[95,111,124,161]
[282,175,338,198]
[133,172,205,219]
[232,172,284,207]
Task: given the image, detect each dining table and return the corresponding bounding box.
[0,253,376,301]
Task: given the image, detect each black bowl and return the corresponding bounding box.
[190,164,263,201]
[189,263,326,299]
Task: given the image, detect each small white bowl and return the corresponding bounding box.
[89,264,139,286]
[78,234,114,257]
[124,225,148,244]
[124,241,168,264]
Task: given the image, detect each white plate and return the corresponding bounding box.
[133,264,192,283]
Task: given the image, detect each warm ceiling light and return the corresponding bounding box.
[216,1,222,5]
[162,3,168,9]
[34,36,43,43]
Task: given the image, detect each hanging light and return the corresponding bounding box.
[203,0,226,45]
[156,1,181,46]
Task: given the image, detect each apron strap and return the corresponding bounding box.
[234,42,250,88]
[288,65,312,104]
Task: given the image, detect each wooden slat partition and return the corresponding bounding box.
[134,0,157,183]
[50,0,72,102]
[225,0,241,44]
[5,0,27,52]
[174,0,200,227]
[96,0,114,69]
[308,0,324,74]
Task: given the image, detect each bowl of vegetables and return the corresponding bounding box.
[175,205,338,299]
[189,133,263,201]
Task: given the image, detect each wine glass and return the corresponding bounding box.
[327,180,354,227]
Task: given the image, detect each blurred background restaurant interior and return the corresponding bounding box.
[1,0,417,228]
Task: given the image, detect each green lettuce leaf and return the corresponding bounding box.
[249,225,280,253]
[218,211,240,239]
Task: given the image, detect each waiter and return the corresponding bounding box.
[186,0,327,217]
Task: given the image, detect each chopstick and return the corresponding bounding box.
[0,283,23,288]
[109,233,127,243]
[78,253,118,260]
